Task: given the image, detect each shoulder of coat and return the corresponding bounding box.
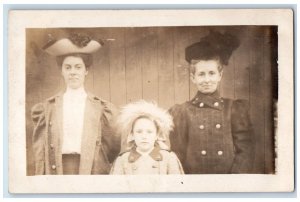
[159,149,172,156]
[87,93,102,102]
[87,93,116,108]
[45,95,57,103]
[169,102,190,113]
[118,150,131,157]
[45,91,64,103]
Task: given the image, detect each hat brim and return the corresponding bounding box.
[43,38,102,56]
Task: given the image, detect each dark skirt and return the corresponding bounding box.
[62,154,80,175]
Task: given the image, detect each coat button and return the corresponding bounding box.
[49,121,52,126]
[214,102,219,107]
[201,150,207,155]
[50,143,54,149]
[216,124,221,129]
[199,102,204,107]
[199,125,205,130]
[217,151,223,156]
[51,165,56,170]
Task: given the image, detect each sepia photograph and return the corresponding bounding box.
[26,26,276,175]
[8,9,294,193]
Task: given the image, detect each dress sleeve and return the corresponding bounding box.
[231,99,255,173]
[168,104,188,171]
[31,102,46,175]
[100,101,121,164]
[167,152,185,174]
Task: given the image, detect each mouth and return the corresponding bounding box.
[201,85,212,88]
[69,78,78,81]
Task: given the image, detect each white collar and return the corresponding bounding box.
[64,87,87,97]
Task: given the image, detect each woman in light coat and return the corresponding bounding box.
[31,33,120,175]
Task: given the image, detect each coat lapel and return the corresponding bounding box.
[53,92,64,174]
[79,94,103,174]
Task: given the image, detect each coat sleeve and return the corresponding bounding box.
[168,104,188,171]
[31,102,46,175]
[109,156,125,175]
[167,152,185,174]
[231,100,255,173]
[100,101,121,164]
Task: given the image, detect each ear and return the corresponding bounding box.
[219,70,223,80]
[190,73,196,84]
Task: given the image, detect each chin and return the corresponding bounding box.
[68,85,81,89]
[199,88,217,94]
[200,90,214,94]
[138,147,151,152]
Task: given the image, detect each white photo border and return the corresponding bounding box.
[8,9,294,193]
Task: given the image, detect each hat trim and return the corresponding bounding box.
[43,38,102,56]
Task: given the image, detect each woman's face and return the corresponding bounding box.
[61,56,88,89]
[132,118,157,153]
[190,60,223,94]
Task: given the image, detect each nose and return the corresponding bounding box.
[70,67,76,75]
[203,74,210,82]
[140,133,148,139]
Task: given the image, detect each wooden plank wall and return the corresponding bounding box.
[26,26,276,175]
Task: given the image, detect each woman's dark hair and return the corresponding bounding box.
[56,53,93,69]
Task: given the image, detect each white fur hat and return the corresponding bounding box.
[117,100,174,151]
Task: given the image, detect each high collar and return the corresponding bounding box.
[64,87,87,97]
[128,144,163,163]
[190,90,224,110]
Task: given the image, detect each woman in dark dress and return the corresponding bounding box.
[169,31,255,174]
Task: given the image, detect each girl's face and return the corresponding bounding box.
[132,118,157,153]
[61,56,88,89]
[190,60,223,94]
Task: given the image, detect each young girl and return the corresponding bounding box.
[110,100,184,175]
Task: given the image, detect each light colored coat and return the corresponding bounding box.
[31,92,120,175]
[110,145,184,175]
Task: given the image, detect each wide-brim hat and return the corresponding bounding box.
[42,33,103,56]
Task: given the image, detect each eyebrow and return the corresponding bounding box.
[63,63,83,66]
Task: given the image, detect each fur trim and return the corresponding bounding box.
[117,100,173,151]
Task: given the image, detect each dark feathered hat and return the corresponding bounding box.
[185,30,240,65]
